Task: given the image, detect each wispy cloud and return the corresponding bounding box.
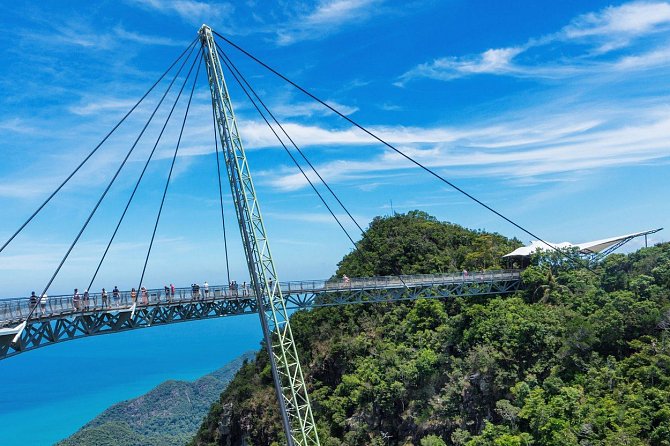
[258,100,670,190]
[126,0,233,25]
[398,1,670,83]
[275,0,386,45]
[0,118,37,134]
[562,0,670,51]
[68,98,141,116]
[271,100,358,118]
[113,25,188,47]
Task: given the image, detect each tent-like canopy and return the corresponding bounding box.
[503,228,663,258]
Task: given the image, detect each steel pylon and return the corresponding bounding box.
[199,25,320,446]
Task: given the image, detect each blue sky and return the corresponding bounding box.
[0,1,669,293]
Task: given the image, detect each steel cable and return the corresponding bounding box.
[0,37,198,256]
[215,42,365,236]
[87,43,200,292]
[212,31,592,272]
[28,42,201,320]
[210,96,232,285]
[137,53,203,292]
[216,46,409,286]
[215,47,359,248]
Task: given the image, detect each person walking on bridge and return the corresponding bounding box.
[40,293,48,316]
[29,292,38,315]
[113,286,120,307]
[204,281,209,298]
[101,288,108,309]
[73,289,81,311]
[130,288,137,305]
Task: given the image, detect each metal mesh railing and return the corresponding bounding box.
[0,270,520,326]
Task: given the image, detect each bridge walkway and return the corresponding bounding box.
[0,270,521,359]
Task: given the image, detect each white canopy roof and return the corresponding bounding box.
[503,229,662,258]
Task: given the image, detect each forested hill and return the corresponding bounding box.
[190,211,670,446]
[56,352,254,446]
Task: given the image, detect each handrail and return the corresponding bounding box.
[0,270,521,326]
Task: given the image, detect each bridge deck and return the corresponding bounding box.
[0,270,521,359]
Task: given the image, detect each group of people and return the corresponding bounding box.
[26,279,259,316]
[228,281,250,297]
[190,282,208,299]
[28,291,48,315]
[70,286,124,311]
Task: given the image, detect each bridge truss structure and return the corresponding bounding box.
[0,271,521,361]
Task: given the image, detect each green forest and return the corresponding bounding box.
[190,211,670,446]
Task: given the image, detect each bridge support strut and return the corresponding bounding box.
[199,25,320,446]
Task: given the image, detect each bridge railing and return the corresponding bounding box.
[0,285,255,325]
[0,270,520,325]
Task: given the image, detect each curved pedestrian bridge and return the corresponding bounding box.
[0,270,521,359]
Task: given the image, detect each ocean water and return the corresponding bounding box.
[0,314,263,445]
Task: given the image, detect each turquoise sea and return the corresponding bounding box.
[0,314,263,445]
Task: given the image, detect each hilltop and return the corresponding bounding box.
[189,211,670,445]
[57,352,254,446]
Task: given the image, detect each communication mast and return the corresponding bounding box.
[199,25,320,446]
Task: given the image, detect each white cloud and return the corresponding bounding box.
[275,0,385,45]
[399,1,670,83]
[563,1,670,48]
[0,118,37,134]
[270,100,358,118]
[127,0,233,24]
[397,47,524,83]
[68,98,141,116]
[259,101,670,191]
[113,25,188,47]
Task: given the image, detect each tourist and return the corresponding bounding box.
[170,283,175,300]
[40,293,48,315]
[113,286,120,307]
[73,288,80,311]
[101,288,108,308]
[83,289,90,310]
[29,292,38,314]
[204,281,209,298]
[164,285,169,302]
[130,288,137,305]
[242,281,248,297]
[141,287,148,305]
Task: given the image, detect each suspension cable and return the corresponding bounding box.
[27,42,200,320]
[216,44,365,237]
[210,87,232,285]
[137,53,203,292]
[0,37,198,256]
[87,43,200,292]
[217,46,409,285]
[216,47,358,247]
[211,31,590,270]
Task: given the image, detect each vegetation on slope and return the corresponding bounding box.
[57,352,253,446]
[190,211,670,446]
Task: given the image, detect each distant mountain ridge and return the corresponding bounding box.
[56,352,254,446]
